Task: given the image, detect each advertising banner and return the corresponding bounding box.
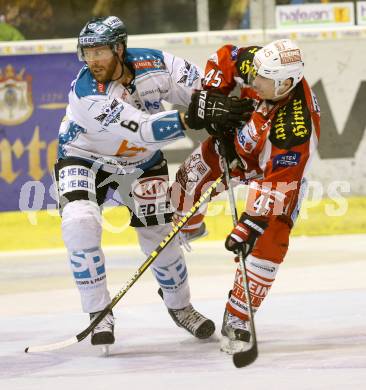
[0,53,81,211]
[276,2,355,29]
[356,1,366,25]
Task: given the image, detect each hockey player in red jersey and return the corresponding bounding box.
[174,39,321,353]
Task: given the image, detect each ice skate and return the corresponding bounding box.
[181,222,208,242]
[90,310,115,346]
[177,222,208,251]
[158,288,215,339]
[221,309,251,354]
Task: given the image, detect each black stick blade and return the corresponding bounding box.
[233,344,258,368]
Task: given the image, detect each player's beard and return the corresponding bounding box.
[89,57,118,83]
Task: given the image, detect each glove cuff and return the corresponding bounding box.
[182,111,190,130]
[239,213,268,236]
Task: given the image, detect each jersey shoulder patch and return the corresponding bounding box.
[269,83,312,150]
[230,46,239,60]
[74,66,110,98]
[126,48,166,77]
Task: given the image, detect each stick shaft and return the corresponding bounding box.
[220,151,258,349]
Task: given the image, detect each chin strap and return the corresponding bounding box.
[111,43,126,82]
[111,55,125,82]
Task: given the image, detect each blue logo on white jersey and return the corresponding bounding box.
[94,99,124,127]
[144,100,161,110]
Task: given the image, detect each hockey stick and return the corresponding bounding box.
[25,175,224,353]
[219,144,258,368]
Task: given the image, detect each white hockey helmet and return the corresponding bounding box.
[252,39,304,97]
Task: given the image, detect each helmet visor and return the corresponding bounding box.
[78,45,115,62]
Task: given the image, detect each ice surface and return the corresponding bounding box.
[0,235,365,390]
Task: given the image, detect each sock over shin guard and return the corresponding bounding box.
[227,255,279,320]
[62,200,111,312]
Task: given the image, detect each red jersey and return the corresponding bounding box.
[202,45,321,224]
[202,44,259,100]
[235,78,320,224]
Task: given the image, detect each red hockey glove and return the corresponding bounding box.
[225,213,268,256]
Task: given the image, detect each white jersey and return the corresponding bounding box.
[58,48,203,172]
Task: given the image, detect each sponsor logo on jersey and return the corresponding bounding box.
[270,87,311,149]
[273,107,287,140]
[97,82,105,93]
[231,46,239,60]
[0,64,34,126]
[177,61,200,86]
[177,153,208,193]
[272,151,301,170]
[311,91,320,113]
[237,128,247,147]
[140,87,169,97]
[186,64,200,87]
[133,59,165,70]
[137,201,171,217]
[121,89,129,101]
[116,139,147,157]
[238,47,260,83]
[238,46,261,77]
[94,98,124,127]
[153,59,163,68]
[144,100,161,110]
[291,98,308,138]
[132,176,168,200]
[239,58,255,80]
[237,121,258,153]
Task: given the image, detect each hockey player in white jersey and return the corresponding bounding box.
[53,16,232,347]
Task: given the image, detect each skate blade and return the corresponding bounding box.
[220,336,247,355]
[101,345,110,357]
